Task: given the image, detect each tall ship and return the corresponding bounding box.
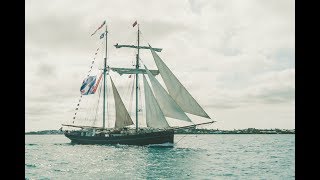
[62,20,215,145]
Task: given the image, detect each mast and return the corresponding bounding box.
[113,22,162,131]
[103,22,108,129]
[135,24,140,132]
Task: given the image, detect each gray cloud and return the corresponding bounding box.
[188,0,208,14]
[36,63,56,77]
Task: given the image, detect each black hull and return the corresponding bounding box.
[64,129,174,146]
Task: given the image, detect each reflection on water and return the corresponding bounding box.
[145,146,203,179]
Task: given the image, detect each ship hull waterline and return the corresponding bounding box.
[64,129,174,146]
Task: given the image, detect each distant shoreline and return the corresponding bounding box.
[25,128,294,135]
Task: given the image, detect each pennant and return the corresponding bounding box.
[91,20,106,36]
[100,33,105,39]
[133,20,137,27]
[80,75,97,95]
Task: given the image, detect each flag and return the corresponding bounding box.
[91,73,103,93]
[91,20,106,36]
[132,20,137,27]
[80,75,97,95]
[100,33,105,39]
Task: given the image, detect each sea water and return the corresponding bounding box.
[25,134,294,179]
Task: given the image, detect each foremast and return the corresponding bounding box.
[103,22,108,129]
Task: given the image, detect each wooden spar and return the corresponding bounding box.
[62,120,216,131]
[114,44,162,52]
[110,67,159,76]
[169,121,216,131]
[62,124,103,129]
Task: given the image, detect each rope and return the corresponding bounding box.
[128,75,136,115]
[72,39,104,124]
[107,76,110,128]
[138,78,144,121]
[175,134,189,144]
[92,80,103,126]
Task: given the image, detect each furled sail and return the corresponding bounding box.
[144,65,192,122]
[110,77,134,129]
[143,75,170,128]
[149,45,211,119]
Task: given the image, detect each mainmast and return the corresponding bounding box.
[113,21,162,131]
[103,22,108,129]
[135,24,140,132]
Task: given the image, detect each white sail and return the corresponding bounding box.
[143,75,170,128]
[144,65,192,122]
[110,77,134,129]
[149,45,211,119]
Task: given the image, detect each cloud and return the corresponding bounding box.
[36,63,56,77]
[188,0,209,14]
[25,0,294,131]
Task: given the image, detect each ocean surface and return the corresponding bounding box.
[25,134,294,179]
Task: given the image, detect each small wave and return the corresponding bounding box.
[54,169,71,172]
[147,142,174,148]
[26,144,37,146]
[113,143,132,148]
[58,162,69,165]
[53,143,71,146]
[25,164,36,168]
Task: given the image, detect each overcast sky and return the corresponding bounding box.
[26,0,294,131]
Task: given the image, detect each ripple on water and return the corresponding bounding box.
[26,143,37,146]
[25,164,36,168]
[25,134,295,179]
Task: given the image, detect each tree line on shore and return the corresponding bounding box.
[25,128,294,135]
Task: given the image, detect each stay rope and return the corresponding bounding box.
[71,39,104,124]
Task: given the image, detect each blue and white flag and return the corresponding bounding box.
[80,76,97,95]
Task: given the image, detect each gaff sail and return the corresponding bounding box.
[110,77,134,129]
